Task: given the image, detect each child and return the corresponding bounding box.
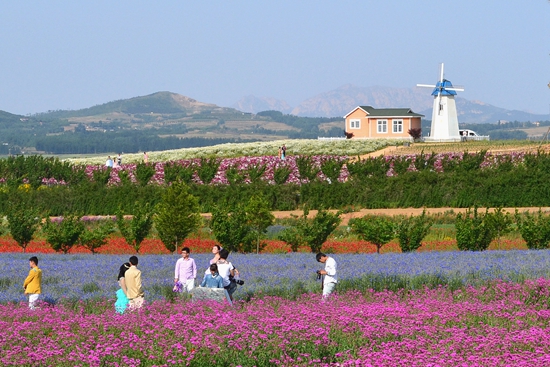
[200,264,224,288]
[23,256,42,310]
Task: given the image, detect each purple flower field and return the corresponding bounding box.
[2,251,550,365]
[3,251,550,304]
[2,280,550,366]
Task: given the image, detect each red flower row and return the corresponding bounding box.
[0,237,527,254]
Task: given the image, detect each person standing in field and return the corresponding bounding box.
[143,152,148,163]
[125,256,144,310]
[278,146,282,160]
[106,156,114,167]
[23,256,42,310]
[216,249,237,301]
[115,262,130,314]
[316,252,337,299]
[281,144,286,160]
[174,247,197,293]
[117,153,122,166]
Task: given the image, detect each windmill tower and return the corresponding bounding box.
[417,63,464,141]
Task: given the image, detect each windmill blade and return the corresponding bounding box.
[439,63,445,83]
[445,87,465,92]
[416,84,436,88]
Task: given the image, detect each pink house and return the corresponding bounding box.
[344,106,423,139]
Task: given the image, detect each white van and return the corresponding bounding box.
[459,129,479,137]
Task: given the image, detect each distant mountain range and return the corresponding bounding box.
[232,84,549,124]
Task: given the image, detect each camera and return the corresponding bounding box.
[316,270,322,280]
[229,275,244,286]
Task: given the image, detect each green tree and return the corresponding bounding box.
[245,195,275,253]
[78,221,114,254]
[210,204,249,253]
[197,158,220,184]
[350,215,395,254]
[320,157,345,183]
[273,164,291,185]
[116,203,154,253]
[296,155,318,182]
[515,209,550,250]
[396,210,433,253]
[278,224,303,252]
[486,207,513,250]
[455,207,495,251]
[246,163,267,183]
[279,208,341,253]
[44,214,85,254]
[6,205,41,253]
[155,181,201,253]
[92,167,112,186]
[135,162,156,186]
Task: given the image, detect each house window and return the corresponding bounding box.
[393,120,403,133]
[349,119,360,129]
[377,120,387,133]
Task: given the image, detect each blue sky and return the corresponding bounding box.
[1,1,549,115]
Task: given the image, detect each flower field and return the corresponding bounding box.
[2,279,550,366]
[69,138,396,165]
[3,250,550,304]
[2,247,550,365]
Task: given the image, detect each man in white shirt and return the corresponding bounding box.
[316,252,337,298]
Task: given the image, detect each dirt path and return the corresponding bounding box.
[201,207,550,226]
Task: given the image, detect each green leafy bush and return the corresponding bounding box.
[350,215,395,254]
[44,214,85,254]
[5,203,41,253]
[154,181,201,253]
[134,162,156,186]
[196,158,220,184]
[396,210,433,252]
[116,203,154,253]
[278,208,341,253]
[515,209,550,250]
[296,156,318,182]
[273,164,291,185]
[455,207,495,251]
[78,222,114,254]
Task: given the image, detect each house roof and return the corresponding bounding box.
[344,106,424,119]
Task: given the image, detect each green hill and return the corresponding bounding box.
[0,92,344,155]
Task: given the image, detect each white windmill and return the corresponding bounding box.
[417,63,464,141]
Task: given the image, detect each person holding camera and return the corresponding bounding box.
[316,252,337,298]
[216,249,239,301]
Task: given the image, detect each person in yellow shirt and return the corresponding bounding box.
[125,256,144,310]
[23,256,42,310]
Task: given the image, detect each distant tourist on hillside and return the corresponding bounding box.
[143,152,148,163]
[117,153,122,166]
[281,144,286,160]
[23,256,42,310]
[106,156,113,167]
